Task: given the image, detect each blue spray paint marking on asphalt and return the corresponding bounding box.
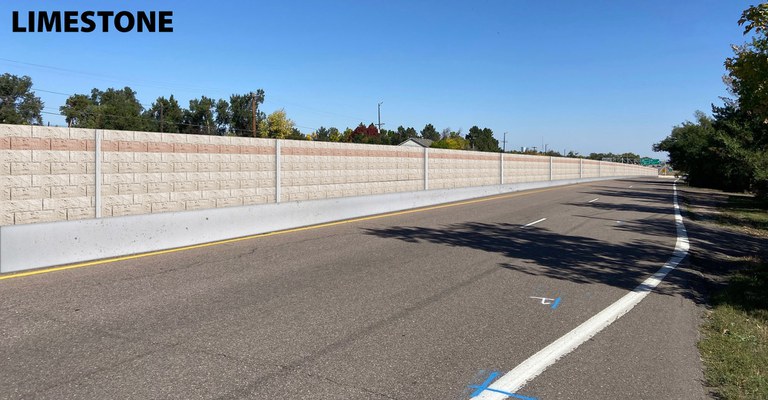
[467,371,539,400]
[551,297,561,310]
[470,371,499,397]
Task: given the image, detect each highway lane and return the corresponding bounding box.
[0,178,704,399]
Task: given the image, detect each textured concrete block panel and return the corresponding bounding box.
[0,124,656,226]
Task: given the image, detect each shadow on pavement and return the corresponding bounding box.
[364,180,768,307]
[362,220,705,302]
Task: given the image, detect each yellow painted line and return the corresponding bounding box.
[0,183,584,281]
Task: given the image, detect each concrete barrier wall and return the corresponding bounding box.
[281,140,424,200]
[504,154,549,183]
[0,124,657,227]
[553,158,581,180]
[583,159,600,178]
[429,148,499,189]
[0,176,635,274]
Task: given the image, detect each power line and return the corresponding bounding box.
[5,56,369,123]
[41,104,318,135]
[35,84,321,134]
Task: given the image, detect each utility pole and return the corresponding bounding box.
[377,102,384,132]
[159,102,164,133]
[251,92,257,137]
[503,132,507,152]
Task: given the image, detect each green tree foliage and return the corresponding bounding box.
[384,125,418,145]
[59,86,267,137]
[378,129,393,144]
[61,87,145,130]
[341,127,354,142]
[287,127,306,140]
[60,94,95,127]
[654,111,755,192]
[0,73,43,125]
[314,126,331,141]
[214,99,230,134]
[655,4,768,197]
[328,127,341,142]
[313,126,341,142]
[431,129,469,149]
[466,126,500,152]
[227,91,265,136]
[145,95,183,133]
[420,123,440,141]
[98,87,145,130]
[404,126,418,140]
[183,96,216,134]
[726,4,768,123]
[258,109,294,139]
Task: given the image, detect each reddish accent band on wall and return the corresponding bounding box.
[2,136,596,163]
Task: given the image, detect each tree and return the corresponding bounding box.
[363,123,382,144]
[313,126,341,142]
[259,109,294,139]
[214,99,230,134]
[431,128,468,149]
[466,126,500,152]
[366,123,379,137]
[328,127,341,142]
[0,73,43,125]
[726,4,768,124]
[654,4,768,197]
[60,94,95,128]
[723,4,768,196]
[386,125,418,144]
[654,111,754,192]
[315,126,331,141]
[287,127,306,140]
[184,96,216,134]
[228,91,265,136]
[420,123,440,141]
[379,129,396,145]
[60,87,145,130]
[348,123,368,143]
[145,95,183,133]
[96,87,146,130]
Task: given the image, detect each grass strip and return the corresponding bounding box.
[699,194,768,399]
[718,195,768,233]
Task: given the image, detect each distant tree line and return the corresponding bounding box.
[0,75,509,151]
[1,72,644,157]
[655,4,768,197]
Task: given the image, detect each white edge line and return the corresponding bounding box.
[588,198,599,203]
[523,218,547,227]
[475,180,689,399]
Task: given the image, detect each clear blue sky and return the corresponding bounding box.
[0,0,755,158]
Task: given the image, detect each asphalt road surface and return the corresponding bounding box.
[0,178,706,400]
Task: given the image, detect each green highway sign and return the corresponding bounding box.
[640,158,661,166]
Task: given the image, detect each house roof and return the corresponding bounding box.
[398,138,433,147]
